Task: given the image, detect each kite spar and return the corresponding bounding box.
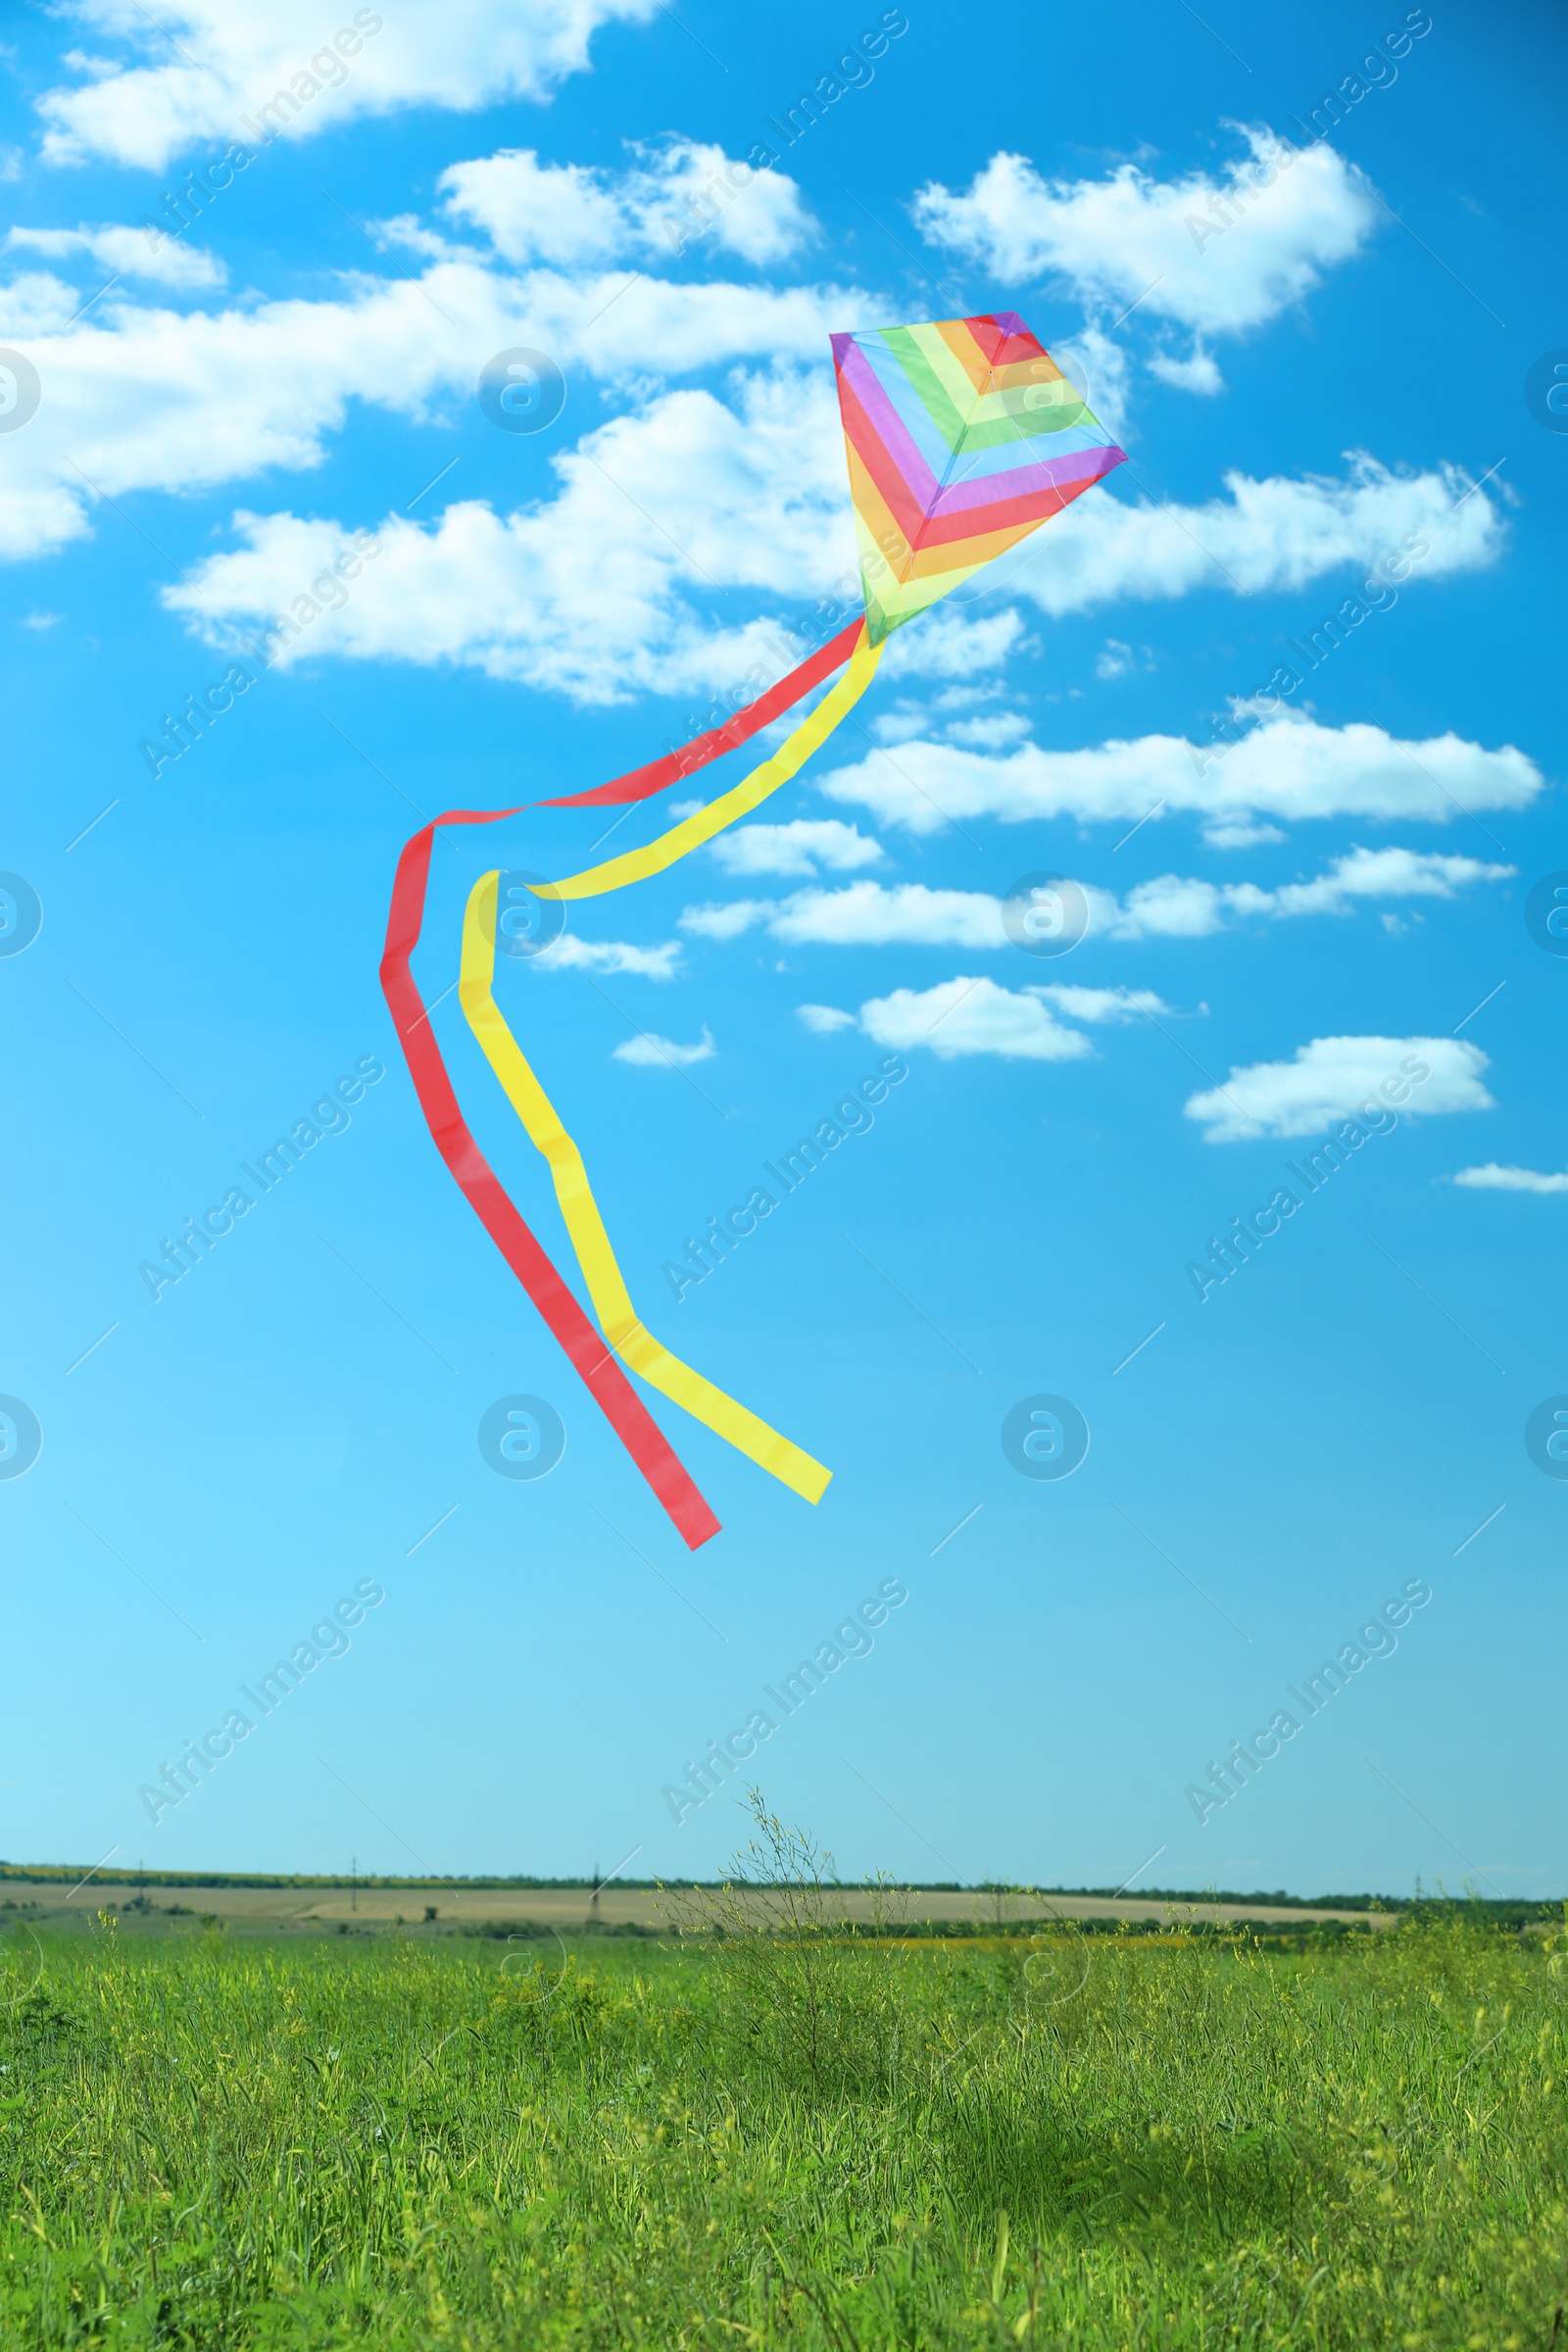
[380,314,1127,1550]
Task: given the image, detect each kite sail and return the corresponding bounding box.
[379,314,1126,1550]
[833,315,1127,642]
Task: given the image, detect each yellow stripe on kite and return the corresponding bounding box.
[461,871,832,1505]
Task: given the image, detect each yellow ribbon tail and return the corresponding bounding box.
[457,623,885,1502]
[461,873,831,1505]
[535,625,884,901]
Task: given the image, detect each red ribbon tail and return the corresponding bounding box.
[379,809,721,1551]
[538,618,864,808]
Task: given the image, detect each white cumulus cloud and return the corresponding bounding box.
[0,262,844,566]
[679,853,1509,956]
[6,223,226,289]
[1184,1037,1493,1143]
[802,977,1171,1062]
[532,934,681,979]
[159,368,852,703]
[944,711,1032,751]
[612,1024,714,1066]
[1033,983,1169,1022]
[820,711,1540,835]
[710,819,882,878]
[681,899,771,941]
[859,977,1093,1063]
[440,140,812,267]
[1451,1163,1568,1195]
[911,128,1377,340]
[1148,347,1225,395]
[681,882,1002,950]
[1264,846,1513,916]
[1093,849,1513,940]
[36,0,661,170]
[956,452,1502,622]
[876,605,1034,681]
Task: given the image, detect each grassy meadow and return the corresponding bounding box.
[0,1821,1564,2348]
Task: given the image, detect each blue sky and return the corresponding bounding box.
[1,0,1564,1899]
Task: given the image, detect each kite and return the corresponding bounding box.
[380,314,1126,1551]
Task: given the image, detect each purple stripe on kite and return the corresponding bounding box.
[858,337,964,473]
[836,340,941,510]
[838,337,938,472]
[929,441,1127,518]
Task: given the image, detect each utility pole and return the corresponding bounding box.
[351,1854,357,1914]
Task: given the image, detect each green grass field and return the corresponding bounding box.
[1,1826,1564,2347]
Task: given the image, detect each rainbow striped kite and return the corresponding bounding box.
[380,315,1126,1550]
[833,313,1126,642]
